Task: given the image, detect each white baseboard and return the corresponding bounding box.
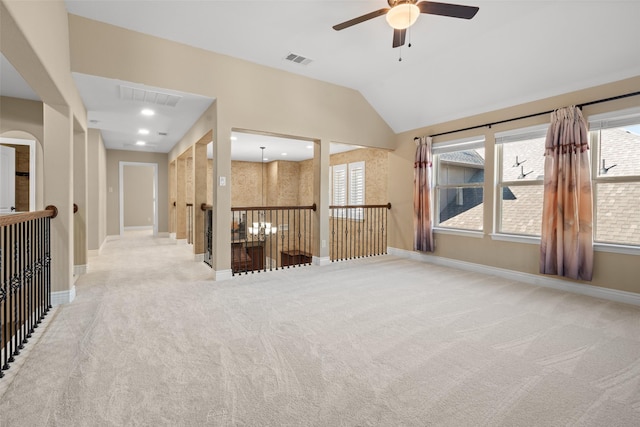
[106,235,120,242]
[213,269,233,281]
[124,226,153,230]
[51,285,76,305]
[313,256,331,266]
[170,232,176,240]
[388,247,640,307]
[194,253,205,262]
[157,232,170,238]
[73,264,87,276]
[176,239,188,245]
[88,249,99,257]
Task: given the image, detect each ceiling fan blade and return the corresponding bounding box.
[333,8,389,31]
[392,29,406,48]
[417,1,479,19]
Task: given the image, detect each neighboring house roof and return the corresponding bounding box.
[440,150,485,168]
[439,127,640,245]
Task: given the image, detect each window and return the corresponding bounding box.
[434,137,485,231]
[495,125,547,236]
[589,109,640,246]
[331,161,365,219]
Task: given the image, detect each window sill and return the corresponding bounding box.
[434,227,484,238]
[490,233,540,245]
[594,243,640,256]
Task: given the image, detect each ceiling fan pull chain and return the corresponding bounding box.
[398,46,402,62]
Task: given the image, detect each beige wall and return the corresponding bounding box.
[0,96,44,143]
[123,164,155,227]
[87,128,107,251]
[106,150,168,236]
[389,76,640,294]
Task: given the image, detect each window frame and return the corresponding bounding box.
[493,124,547,238]
[588,108,640,248]
[433,136,486,232]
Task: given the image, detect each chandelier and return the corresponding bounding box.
[248,146,277,238]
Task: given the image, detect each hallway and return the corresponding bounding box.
[0,232,214,425]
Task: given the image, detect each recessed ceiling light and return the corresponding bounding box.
[306,145,313,149]
[141,108,155,116]
[281,152,287,156]
[263,158,269,161]
[230,136,237,141]
[138,129,150,135]
[136,141,146,146]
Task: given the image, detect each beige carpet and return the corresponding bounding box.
[1,231,640,426]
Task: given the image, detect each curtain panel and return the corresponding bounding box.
[540,106,594,281]
[414,136,434,252]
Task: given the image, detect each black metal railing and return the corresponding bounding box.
[202,204,213,267]
[1,205,57,379]
[231,204,316,276]
[186,203,194,245]
[170,201,176,237]
[329,203,391,262]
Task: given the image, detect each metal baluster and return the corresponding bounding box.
[45,216,51,311]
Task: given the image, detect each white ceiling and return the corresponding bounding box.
[72,72,215,153]
[2,1,639,158]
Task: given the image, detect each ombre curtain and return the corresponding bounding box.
[540,106,593,281]
[414,136,434,252]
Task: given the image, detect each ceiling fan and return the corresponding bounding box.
[333,1,479,48]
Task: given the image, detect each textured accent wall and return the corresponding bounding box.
[298,159,314,206]
[231,161,262,207]
[207,159,213,206]
[330,148,389,205]
[232,148,389,207]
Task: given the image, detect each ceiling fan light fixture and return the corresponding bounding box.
[386,3,420,30]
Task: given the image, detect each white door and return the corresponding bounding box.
[0,145,16,213]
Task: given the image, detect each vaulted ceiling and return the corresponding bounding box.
[2,1,639,156]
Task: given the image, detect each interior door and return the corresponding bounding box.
[0,145,16,213]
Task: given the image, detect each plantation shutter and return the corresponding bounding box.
[332,164,347,206]
[348,161,365,205]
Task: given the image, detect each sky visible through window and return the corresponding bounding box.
[623,124,640,136]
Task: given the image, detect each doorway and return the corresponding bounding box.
[0,137,36,212]
[119,161,158,236]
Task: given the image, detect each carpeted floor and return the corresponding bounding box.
[1,231,640,426]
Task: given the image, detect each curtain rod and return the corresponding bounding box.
[419,90,640,140]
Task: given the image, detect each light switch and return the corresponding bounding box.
[219,176,226,186]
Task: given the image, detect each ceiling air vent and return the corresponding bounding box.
[284,53,313,66]
[119,85,182,107]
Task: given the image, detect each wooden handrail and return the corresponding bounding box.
[0,205,58,227]
[201,203,212,211]
[231,203,317,212]
[329,203,391,209]
[186,203,194,207]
